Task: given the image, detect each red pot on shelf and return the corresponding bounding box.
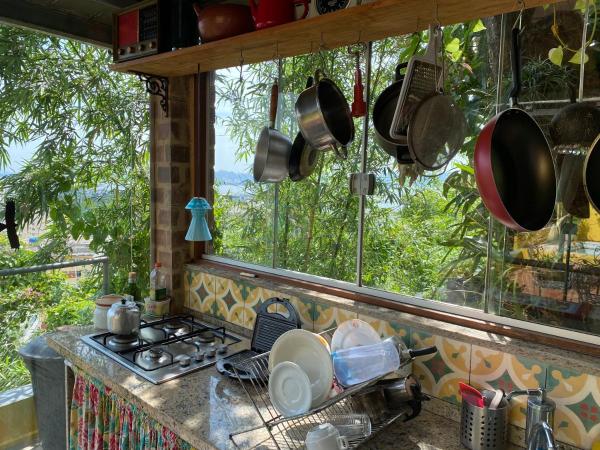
[193,3,255,43]
[248,0,308,30]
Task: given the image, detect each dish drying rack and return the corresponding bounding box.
[228,330,414,449]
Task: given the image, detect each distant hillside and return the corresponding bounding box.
[215,170,251,185]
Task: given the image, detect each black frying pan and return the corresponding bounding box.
[373,63,413,164]
[289,76,320,181]
[474,27,556,232]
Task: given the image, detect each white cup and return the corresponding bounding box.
[305,423,349,450]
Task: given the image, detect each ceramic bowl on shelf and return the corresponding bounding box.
[268,361,312,417]
[269,329,333,408]
[331,319,381,352]
[192,3,254,43]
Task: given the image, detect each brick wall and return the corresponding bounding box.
[151,76,195,312]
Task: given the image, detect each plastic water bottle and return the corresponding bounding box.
[332,339,400,387]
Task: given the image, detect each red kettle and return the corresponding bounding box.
[248,0,308,30]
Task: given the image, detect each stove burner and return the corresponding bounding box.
[163,320,191,336]
[106,334,140,352]
[147,348,163,360]
[197,329,216,343]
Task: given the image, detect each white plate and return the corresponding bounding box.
[331,319,381,352]
[268,361,312,417]
[269,329,333,408]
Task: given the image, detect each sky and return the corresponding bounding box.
[5,141,37,174]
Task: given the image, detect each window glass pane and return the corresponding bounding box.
[213,64,276,266]
[488,0,600,336]
[274,52,359,282]
[363,28,491,306]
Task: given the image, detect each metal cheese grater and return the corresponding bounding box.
[216,297,301,379]
[389,24,443,139]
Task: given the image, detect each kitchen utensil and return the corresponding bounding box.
[268,361,312,417]
[331,319,381,352]
[373,63,411,161]
[489,389,504,410]
[459,382,485,408]
[269,329,334,407]
[305,423,349,450]
[380,374,421,404]
[474,26,556,231]
[556,152,589,218]
[460,396,509,450]
[584,134,600,214]
[349,46,366,118]
[217,297,301,379]
[192,3,254,43]
[289,76,321,181]
[106,298,141,336]
[389,24,443,139]
[248,0,308,30]
[507,389,555,445]
[253,81,293,182]
[295,69,355,160]
[351,386,388,424]
[326,414,371,441]
[407,92,466,170]
[550,100,600,155]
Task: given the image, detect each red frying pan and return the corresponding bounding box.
[474,27,556,232]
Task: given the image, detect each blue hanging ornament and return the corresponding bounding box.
[185,197,212,241]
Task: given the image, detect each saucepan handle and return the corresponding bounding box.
[269,81,278,129]
[408,346,437,358]
[333,143,348,160]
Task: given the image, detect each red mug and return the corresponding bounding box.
[248,0,309,30]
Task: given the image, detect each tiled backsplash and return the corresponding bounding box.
[185,266,600,449]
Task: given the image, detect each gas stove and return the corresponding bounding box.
[81,316,249,384]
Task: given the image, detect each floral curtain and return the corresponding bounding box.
[70,369,196,450]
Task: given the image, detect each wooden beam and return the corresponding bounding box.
[0,0,112,47]
[111,0,563,76]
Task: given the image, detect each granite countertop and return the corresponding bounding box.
[47,326,471,450]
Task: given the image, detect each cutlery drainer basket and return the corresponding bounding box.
[460,400,509,450]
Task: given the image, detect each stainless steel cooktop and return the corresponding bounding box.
[81,316,249,384]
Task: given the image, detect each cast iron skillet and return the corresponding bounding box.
[474,27,556,232]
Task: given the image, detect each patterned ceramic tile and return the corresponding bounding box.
[188,272,214,313]
[288,296,315,331]
[358,314,410,347]
[546,367,600,448]
[411,330,471,405]
[213,276,245,327]
[470,344,546,428]
[313,303,357,333]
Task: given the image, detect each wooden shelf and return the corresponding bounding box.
[111,0,560,77]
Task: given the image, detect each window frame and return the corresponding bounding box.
[195,50,600,352]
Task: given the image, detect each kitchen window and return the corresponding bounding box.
[208,0,600,343]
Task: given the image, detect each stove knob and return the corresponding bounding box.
[193,352,205,362]
[179,355,191,367]
[217,344,228,354]
[205,347,216,358]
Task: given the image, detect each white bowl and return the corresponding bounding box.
[331,319,381,352]
[268,361,312,417]
[269,329,333,408]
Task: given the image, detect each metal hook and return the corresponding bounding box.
[434,0,441,27]
[513,0,525,29]
[273,41,280,59]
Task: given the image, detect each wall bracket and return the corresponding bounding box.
[138,74,169,117]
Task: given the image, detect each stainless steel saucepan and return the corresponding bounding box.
[253,81,292,183]
[295,69,354,160]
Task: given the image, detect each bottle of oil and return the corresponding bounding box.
[125,271,140,303]
[149,262,167,301]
